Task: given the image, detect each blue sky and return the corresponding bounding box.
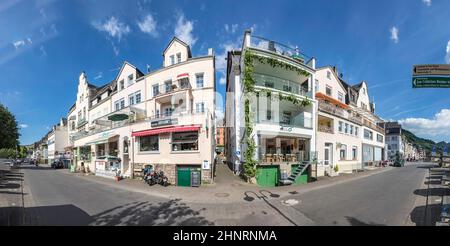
[1,0,450,145]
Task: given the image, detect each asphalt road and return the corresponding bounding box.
[288,162,432,226]
[2,161,434,226]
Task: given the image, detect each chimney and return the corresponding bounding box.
[208,48,214,56]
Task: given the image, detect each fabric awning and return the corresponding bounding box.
[177,73,189,79]
[86,134,119,145]
[132,125,201,137]
[315,92,349,109]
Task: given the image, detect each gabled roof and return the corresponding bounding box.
[162,37,192,58]
[115,61,145,82]
[316,66,347,93]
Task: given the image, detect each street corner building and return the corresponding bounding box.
[224,30,386,187]
[65,37,216,186]
[225,30,317,187]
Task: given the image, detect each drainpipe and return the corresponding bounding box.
[130,136,134,179]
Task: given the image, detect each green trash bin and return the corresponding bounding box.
[70,164,76,173]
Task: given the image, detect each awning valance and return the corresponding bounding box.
[86,134,119,145]
[177,73,189,79]
[132,125,201,137]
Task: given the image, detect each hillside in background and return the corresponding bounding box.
[401,129,441,154]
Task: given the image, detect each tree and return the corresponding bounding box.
[0,103,20,149]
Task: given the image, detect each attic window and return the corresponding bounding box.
[327,71,331,79]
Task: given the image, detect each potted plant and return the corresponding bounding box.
[333,165,340,175]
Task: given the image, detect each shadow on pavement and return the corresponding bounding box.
[409,204,442,226]
[19,165,53,171]
[91,199,214,226]
[424,180,443,185]
[345,217,385,226]
[413,188,447,197]
[0,205,92,226]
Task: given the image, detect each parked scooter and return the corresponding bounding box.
[144,170,169,186]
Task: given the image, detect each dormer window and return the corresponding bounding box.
[177,53,181,63]
[170,55,175,65]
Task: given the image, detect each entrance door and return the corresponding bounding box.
[324,143,333,166]
[177,167,191,187]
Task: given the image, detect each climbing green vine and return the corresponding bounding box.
[242,50,312,181]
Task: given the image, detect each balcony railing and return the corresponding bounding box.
[259,151,318,164]
[318,100,363,125]
[152,79,191,98]
[256,114,313,129]
[363,119,385,133]
[71,109,208,141]
[254,73,312,98]
[77,118,87,128]
[318,125,334,134]
[248,35,314,69]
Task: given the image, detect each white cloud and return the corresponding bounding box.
[422,0,432,6]
[445,40,450,64]
[399,109,450,141]
[40,45,47,56]
[225,24,239,34]
[137,14,158,37]
[390,26,399,44]
[174,13,197,46]
[94,72,103,80]
[19,124,28,128]
[13,40,25,49]
[93,16,130,42]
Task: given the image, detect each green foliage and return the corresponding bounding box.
[18,146,28,158]
[247,51,311,77]
[0,148,17,158]
[402,129,435,155]
[0,103,20,149]
[333,165,339,173]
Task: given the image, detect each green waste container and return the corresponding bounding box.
[70,164,76,173]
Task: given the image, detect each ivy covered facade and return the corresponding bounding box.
[224,30,317,184]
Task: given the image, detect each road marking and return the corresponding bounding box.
[282,199,300,206]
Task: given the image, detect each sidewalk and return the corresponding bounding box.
[58,164,395,205]
[0,160,25,226]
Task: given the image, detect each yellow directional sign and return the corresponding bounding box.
[413,64,450,76]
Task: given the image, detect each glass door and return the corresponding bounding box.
[324,143,333,166]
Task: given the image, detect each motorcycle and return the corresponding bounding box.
[144,170,169,186]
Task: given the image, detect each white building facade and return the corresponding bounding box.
[226,30,317,186]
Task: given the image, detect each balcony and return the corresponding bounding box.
[256,112,313,129]
[254,73,312,98]
[152,78,191,99]
[318,99,363,125]
[77,118,87,128]
[248,35,314,69]
[363,119,385,134]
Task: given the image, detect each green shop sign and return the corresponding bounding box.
[412,76,450,88]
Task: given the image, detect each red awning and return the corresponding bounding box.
[177,73,189,79]
[132,125,201,137]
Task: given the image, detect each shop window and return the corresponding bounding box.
[172,131,199,151]
[79,146,91,161]
[139,135,159,152]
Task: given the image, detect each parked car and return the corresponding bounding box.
[51,160,64,169]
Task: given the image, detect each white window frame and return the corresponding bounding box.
[196,102,205,113]
[338,92,344,102]
[128,74,134,86]
[176,53,181,63]
[119,80,125,91]
[326,85,332,96]
[170,55,175,65]
[196,73,204,88]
